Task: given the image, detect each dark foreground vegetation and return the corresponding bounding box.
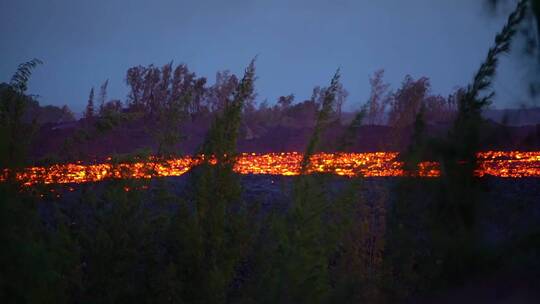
[1,1,539,303]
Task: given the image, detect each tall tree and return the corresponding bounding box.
[243,70,346,303]
[126,66,146,110]
[448,0,528,172]
[310,78,348,124]
[0,58,42,169]
[0,59,73,304]
[84,87,95,120]
[207,70,240,113]
[388,75,430,128]
[98,79,109,115]
[366,69,392,125]
[170,59,257,303]
[434,0,528,283]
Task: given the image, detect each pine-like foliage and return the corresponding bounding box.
[440,0,527,218]
[9,59,43,94]
[0,59,42,169]
[431,0,528,285]
[243,70,359,304]
[171,58,257,303]
[98,79,109,115]
[84,87,95,120]
[383,2,529,297]
[0,59,74,304]
[200,58,257,159]
[301,69,341,171]
[448,0,527,168]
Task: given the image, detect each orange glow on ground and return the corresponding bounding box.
[1,151,539,186]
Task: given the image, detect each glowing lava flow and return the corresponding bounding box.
[1,151,540,186]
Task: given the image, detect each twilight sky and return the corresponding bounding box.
[0,0,535,113]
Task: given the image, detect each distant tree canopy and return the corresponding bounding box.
[387,76,456,128]
[0,83,75,125]
[78,57,473,135]
[125,63,207,116]
[102,60,467,140]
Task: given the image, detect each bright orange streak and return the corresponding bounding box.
[1,151,539,186]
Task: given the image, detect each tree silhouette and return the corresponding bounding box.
[84,87,95,120]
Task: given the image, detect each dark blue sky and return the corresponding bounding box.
[0,0,534,113]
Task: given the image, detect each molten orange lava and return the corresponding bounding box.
[1,151,539,186]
